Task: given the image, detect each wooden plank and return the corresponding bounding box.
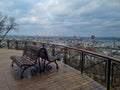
[0,49,107,90]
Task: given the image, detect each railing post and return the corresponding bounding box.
[15,40,18,50]
[43,43,45,48]
[25,41,27,47]
[104,61,107,82]
[111,63,114,86]
[33,42,36,46]
[107,59,111,90]
[7,39,9,49]
[80,51,84,74]
[64,47,67,64]
[52,45,55,56]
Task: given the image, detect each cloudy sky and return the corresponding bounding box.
[0,0,120,37]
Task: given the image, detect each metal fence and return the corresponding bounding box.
[1,39,120,90]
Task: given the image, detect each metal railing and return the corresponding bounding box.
[1,39,120,90]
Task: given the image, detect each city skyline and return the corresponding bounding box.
[0,0,120,37]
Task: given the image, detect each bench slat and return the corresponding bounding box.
[10,45,39,78]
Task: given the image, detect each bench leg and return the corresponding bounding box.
[31,65,38,75]
[46,61,59,70]
[43,60,46,72]
[55,61,59,69]
[46,62,50,68]
[46,62,51,71]
[11,61,14,67]
[20,65,38,79]
[33,65,39,73]
[38,59,42,73]
[20,66,28,78]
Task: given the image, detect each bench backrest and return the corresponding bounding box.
[39,47,49,60]
[23,45,40,63]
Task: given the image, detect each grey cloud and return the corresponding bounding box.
[0,0,120,37]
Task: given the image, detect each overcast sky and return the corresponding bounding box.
[0,0,120,37]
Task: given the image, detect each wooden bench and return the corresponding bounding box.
[10,45,40,78]
[39,47,59,71]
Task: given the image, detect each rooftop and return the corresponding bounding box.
[0,49,106,90]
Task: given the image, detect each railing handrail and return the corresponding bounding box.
[38,41,120,63]
[6,39,120,63]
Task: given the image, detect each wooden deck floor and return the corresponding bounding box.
[0,49,106,90]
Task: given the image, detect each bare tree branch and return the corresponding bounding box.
[0,16,7,33]
[0,13,18,46]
